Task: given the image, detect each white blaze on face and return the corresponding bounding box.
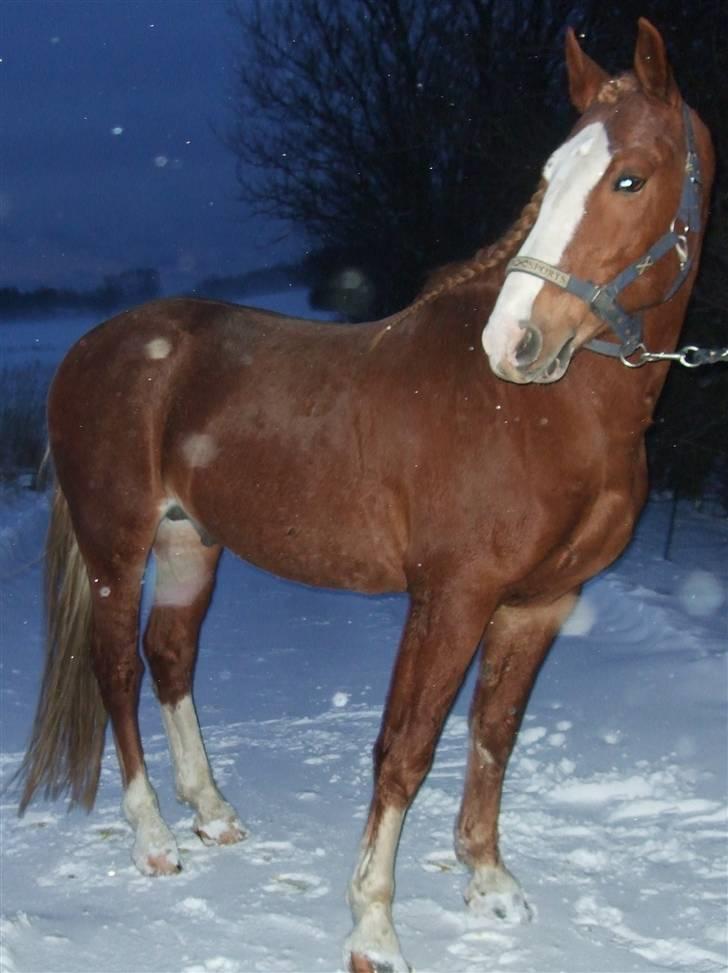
[482,122,612,367]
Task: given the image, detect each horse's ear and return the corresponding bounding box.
[565,27,609,113]
[633,18,680,105]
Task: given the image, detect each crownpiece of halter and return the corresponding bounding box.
[505,102,712,368]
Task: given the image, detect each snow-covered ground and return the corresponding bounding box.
[1,298,726,973]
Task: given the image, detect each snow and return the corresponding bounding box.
[1,298,726,973]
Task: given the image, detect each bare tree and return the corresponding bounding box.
[226,0,572,315]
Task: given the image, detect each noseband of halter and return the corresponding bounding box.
[505,103,702,362]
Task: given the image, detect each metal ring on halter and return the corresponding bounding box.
[619,343,649,368]
[668,216,690,271]
[678,345,701,367]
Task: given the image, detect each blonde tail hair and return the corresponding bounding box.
[17,484,107,812]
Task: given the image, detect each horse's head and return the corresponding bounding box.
[482,18,714,384]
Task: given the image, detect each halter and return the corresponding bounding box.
[505,103,702,364]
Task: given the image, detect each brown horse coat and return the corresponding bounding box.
[18,19,715,973]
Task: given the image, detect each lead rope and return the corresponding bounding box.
[618,343,728,369]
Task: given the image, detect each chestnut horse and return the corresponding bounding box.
[18,20,714,973]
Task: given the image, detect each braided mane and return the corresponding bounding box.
[388,179,547,328]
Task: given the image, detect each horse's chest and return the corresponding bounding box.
[514,488,641,600]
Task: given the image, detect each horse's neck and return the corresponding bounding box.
[575,299,689,431]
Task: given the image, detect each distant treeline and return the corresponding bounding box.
[0,268,161,320]
[195,257,370,319]
[0,262,326,321]
[194,262,311,301]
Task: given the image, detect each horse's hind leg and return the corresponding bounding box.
[82,542,181,876]
[143,518,246,846]
[455,592,577,923]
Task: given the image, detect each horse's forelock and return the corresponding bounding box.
[595,74,640,105]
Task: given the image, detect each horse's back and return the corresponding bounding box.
[50,296,365,442]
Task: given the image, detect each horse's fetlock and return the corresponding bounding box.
[350,871,393,914]
[453,828,497,869]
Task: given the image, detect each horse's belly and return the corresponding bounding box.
[220,521,407,594]
[185,481,409,595]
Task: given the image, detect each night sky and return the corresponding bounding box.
[0,0,297,294]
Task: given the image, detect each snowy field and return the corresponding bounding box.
[1,296,726,973]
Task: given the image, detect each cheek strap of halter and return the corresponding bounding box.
[505,103,702,361]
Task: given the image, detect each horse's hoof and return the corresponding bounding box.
[344,902,411,973]
[349,953,378,973]
[194,817,248,847]
[142,851,182,876]
[131,828,182,876]
[465,864,533,924]
[467,886,533,924]
[147,855,182,876]
[349,953,411,973]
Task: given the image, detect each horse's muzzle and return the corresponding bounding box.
[492,330,575,384]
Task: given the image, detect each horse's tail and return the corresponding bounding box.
[17,482,108,813]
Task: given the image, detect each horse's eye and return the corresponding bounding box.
[614,174,646,193]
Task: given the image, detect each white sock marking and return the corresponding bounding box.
[162,695,243,837]
[162,695,215,805]
[349,806,405,915]
[346,806,408,966]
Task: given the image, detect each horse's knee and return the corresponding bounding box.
[373,732,436,806]
[469,716,517,768]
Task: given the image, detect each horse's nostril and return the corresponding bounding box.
[556,336,574,369]
[515,326,543,367]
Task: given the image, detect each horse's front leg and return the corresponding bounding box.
[455,592,578,923]
[346,581,494,973]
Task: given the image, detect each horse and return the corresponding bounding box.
[17,19,714,973]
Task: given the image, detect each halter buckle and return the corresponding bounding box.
[675,233,689,271]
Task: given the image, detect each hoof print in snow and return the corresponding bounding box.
[422,850,460,873]
[263,872,329,898]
